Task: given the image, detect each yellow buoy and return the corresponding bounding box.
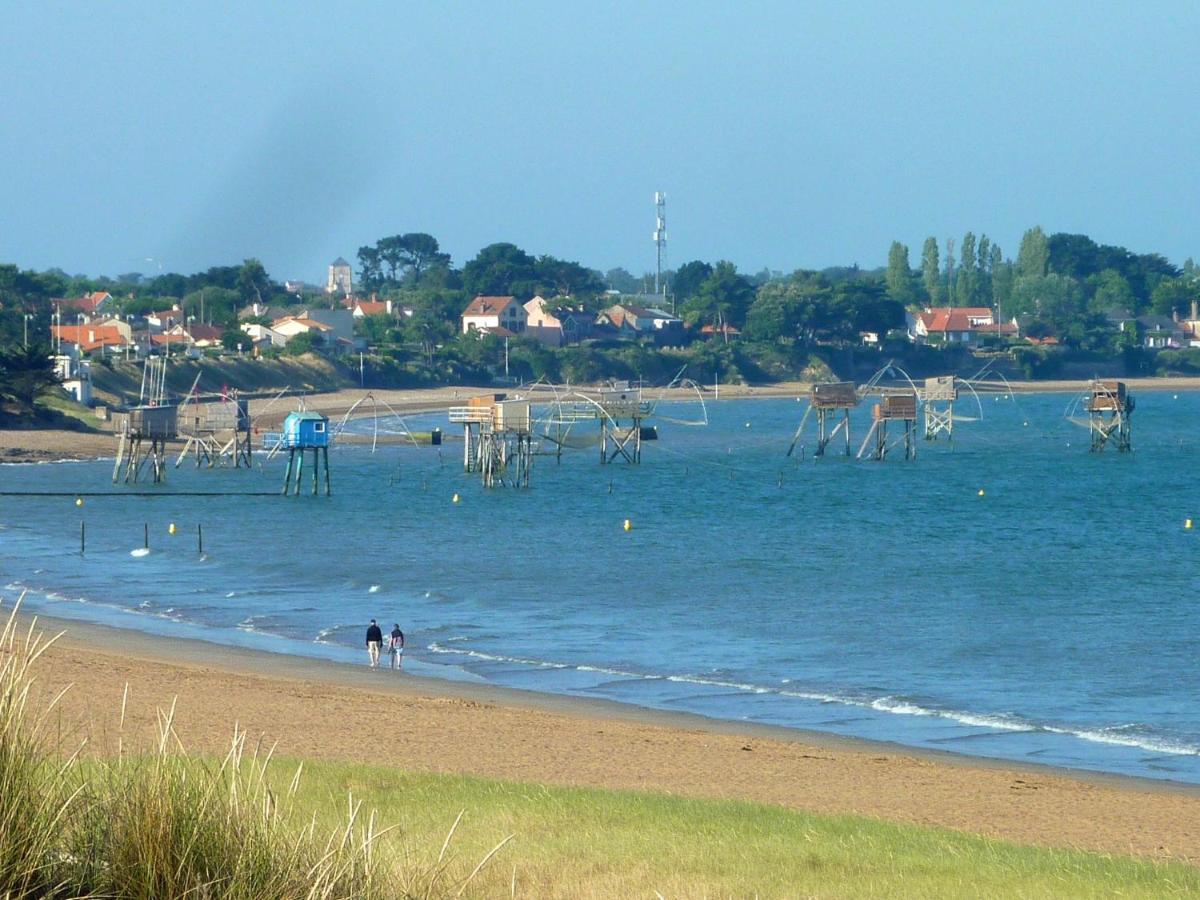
[168,523,177,535]
[74,497,83,508]
[1186,519,1193,530]
[623,519,632,532]
[977,489,985,497]
[452,493,460,504]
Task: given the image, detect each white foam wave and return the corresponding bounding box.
[870,697,1034,732]
[130,548,150,557]
[1044,725,1200,757]
[426,643,568,669]
[368,585,381,593]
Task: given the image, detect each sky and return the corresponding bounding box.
[2,1,1199,284]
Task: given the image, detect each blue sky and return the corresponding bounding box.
[2,2,1197,283]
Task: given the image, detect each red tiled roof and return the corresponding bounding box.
[463,295,517,317]
[51,324,129,353]
[53,292,112,315]
[355,300,388,316]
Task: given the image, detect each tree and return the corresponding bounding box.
[605,267,640,294]
[977,235,992,304]
[670,261,713,305]
[682,261,754,338]
[885,242,917,305]
[1150,277,1196,317]
[357,246,383,290]
[461,243,538,298]
[283,331,325,357]
[236,259,270,305]
[533,256,605,298]
[397,233,450,279]
[1086,269,1135,313]
[944,237,956,306]
[956,232,977,306]
[182,287,240,326]
[0,343,58,411]
[1017,226,1049,279]
[921,237,940,303]
[221,327,248,352]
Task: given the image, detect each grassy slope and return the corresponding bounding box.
[283,761,1200,898]
[89,353,356,405]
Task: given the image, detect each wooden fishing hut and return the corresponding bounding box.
[922,376,958,441]
[112,404,177,484]
[176,396,252,468]
[596,386,652,464]
[810,381,859,457]
[858,391,918,461]
[271,410,332,495]
[448,394,534,487]
[1085,380,1132,452]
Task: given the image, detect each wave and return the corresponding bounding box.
[423,645,1200,757]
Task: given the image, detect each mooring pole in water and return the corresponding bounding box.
[198,523,203,555]
[80,521,85,554]
[143,523,149,550]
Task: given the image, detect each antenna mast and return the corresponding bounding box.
[653,192,666,299]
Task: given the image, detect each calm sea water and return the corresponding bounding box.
[2,390,1199,782]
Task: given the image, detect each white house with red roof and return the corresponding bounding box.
[461,296,526,334]
[908,307,1017,345]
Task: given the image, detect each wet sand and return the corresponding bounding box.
[21,613,1200,865]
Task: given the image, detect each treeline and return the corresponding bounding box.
[886,228,1198,349]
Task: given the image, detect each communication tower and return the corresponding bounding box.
[653,192,666,298]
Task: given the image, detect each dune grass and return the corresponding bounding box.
[278,763,1200,898]
[4,596,1200,898]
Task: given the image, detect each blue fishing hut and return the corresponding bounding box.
[277,410,332,495]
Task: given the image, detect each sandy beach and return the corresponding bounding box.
[18,612,1200,866]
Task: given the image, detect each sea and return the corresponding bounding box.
[2,389,1199,784]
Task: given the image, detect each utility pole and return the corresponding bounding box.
[653,192,666,298]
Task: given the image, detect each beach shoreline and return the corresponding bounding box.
[4,375,1200,465]
[18,607,1200,864]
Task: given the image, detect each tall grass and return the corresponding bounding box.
[0,597,504,899]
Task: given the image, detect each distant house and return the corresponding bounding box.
[523,296,566,347]
[239,303,294,322]
[1136,315,1187,349]
[147,306,183,334]
[908,307,1015,345]
[240,322,286,349]
[352,299,392,318]
[299,308,355,349]
[699,323,741,340]
[597,304,683,343]
[461,296,527,335]
[166,322,223,348]
[326,257,353,296]
[284,280,307,294]
[53,292,113,322]
[273,316,335,344]
[50,324,133,355]
[557,309,595,345]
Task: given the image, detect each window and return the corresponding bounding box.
[314,421,326,433]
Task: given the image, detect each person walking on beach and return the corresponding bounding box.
[389,623,405,670]
[365,619,383,667]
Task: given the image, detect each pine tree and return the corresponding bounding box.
[1016,226,1049,279]
[886,241,916,305]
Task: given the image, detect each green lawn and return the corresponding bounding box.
[281,761,1200,898]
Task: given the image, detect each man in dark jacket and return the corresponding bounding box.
[365,619,383,667]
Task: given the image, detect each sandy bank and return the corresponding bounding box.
[21,613,1200,865]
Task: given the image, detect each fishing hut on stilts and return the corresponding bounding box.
[1085,380,1133,452]
[176,390,252,468]
[596,386,651,464]
[787,381,859,458]
[268,411,332,495]
[112,358,177,484]
[922,376,958,441]
[857,391,918,461]
[449,394,534,487]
